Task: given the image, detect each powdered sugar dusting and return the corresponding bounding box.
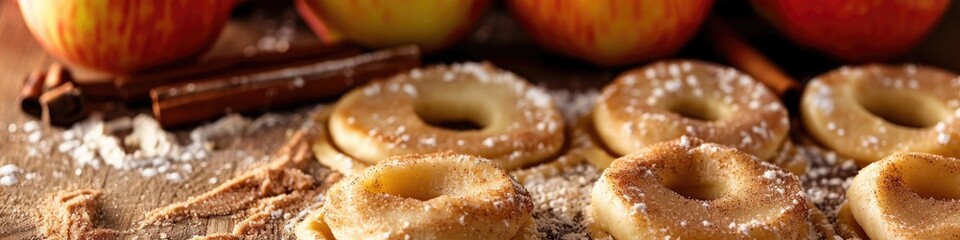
[796,145,859,219]
[44,112,297,183]
[0,164,20,186]
[596,60,789,159]
[512,157,600,239]
[809,80,835,115]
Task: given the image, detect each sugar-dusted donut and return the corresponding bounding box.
[801,64,960,166]
[847,152,960,239]
[329,62,564,170]
[316,152,534,239]
[591,136,819,239]
[593,60,789,160]
[296,206,538,240]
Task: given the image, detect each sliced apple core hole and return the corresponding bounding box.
[362,161,500,201]
[855,86,947,128]
[414,94,490,131]
[902,159,960,201]
[659,157,731,201]
[419,117,484,131]
[363,165,449,201]
[668,97,729,121]
[665,178,730,201]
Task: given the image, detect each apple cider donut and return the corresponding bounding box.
[591,136,818,239]
[594,60,789,160]
[847,152,960,239]
[330,62,564,170]
[801,64,960,166]
[318,152,534,239]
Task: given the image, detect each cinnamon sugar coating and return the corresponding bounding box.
[802,64,960,166]
[591,137,820,239]
[847,152,960,239]
[330,62,564,170]
[320,152,534,239]
[594,60,789,160]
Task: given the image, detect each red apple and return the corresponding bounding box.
[295,0,490,52]
[752,0,951,62]
[508,0,714,67]
[18,0,235,74]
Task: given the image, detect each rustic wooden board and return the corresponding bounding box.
[0,2,324,239]
[1,1,959,239]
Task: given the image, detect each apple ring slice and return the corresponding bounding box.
[329,62,564,170]
[801,64,960,166]
[591,136,820,239]
[847,152,960,239]
[304,152,534,240]
[593,60,790,161]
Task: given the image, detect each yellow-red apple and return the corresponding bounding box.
[508,0,714,67]
[752,0,951,62]
[295,0,490,52]
[18,0,235,74]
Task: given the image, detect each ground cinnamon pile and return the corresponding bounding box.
[141,131,341,239]
[199,173,341,239]
[36,189,121,240]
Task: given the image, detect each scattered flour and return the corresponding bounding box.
[5,112,299,183]
[0,164,21,186]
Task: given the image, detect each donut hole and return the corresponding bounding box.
[854,87,948,128]
[661,164,731,201]
[414,96,491,132]
[665,178,729,201]
[362,162,501,201]
[418,114,484,131]
[667,97,729,121]
[901,159,960,201]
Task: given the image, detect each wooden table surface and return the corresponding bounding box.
[0,1,327,239]
[1,1,959,239]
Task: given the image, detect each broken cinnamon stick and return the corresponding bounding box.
[40,82,88,126]
[708,17,800,97]
[19,70,46,117]
[151,45,421,128]
[20,63,76,118]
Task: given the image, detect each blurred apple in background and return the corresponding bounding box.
[18,0,235,74]
[508,0,714,67]
[295,0,491,52]
[752,0,951,62]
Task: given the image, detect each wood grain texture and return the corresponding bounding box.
[0,1,316,239]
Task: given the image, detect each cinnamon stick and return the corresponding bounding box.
[44,63,72,89]
[708,17,800,97]
[151,45,421,128]
[116,45,362,102]
[20,63,77,117]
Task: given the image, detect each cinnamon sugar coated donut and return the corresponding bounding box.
[329,62,564,170]
[593,60,789,160]
[591,136,819,239]
[847,152,960,239]
[801,64,960,166]
[314,152,534,239]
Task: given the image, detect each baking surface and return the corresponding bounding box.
[0,2,321,238]
[2,1,960,239]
